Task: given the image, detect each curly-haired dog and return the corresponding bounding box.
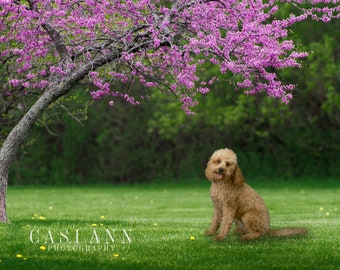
[205,147,306,241]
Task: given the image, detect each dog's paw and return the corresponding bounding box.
[241,234,251,241]
[204,230,214,236]
[214,234,226,241]
[241,233,261,241]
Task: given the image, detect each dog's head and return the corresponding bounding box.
[205,148,244,185]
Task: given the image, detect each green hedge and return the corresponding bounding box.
[9,89,340,185]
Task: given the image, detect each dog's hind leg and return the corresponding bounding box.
[240,212,269,241]
[234,219,248,235]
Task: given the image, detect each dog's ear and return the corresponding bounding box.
[232,165,245,186]
[205,159,212,181]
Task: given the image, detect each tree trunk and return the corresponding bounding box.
[0,84,72,222]
[0,186,7,222]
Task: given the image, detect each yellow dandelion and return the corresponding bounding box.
[39,246,46,251]
[16,254,23,258]
[100,215,105,219]
[319,207,324,211]
[326,212,330,216]
[38,216,46,220]
[33,213,39,217]
[91,224,98,227]
[189,236,196,240]
[153,223,158,226]
[113,253,119,258]
[23,258,27,261]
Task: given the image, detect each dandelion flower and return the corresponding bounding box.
[189,236,196,240]
[16,254,23,258]
[153,223,158,226]
[113,253,119,258]
[91,224,98,227]
[23,258,27,261]
[326,212,330,216]
[320,207,324,211]
[100,215,105,219]
[38,216,46,220]
[39,246,46,251]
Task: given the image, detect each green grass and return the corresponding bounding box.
[1,180,340,270]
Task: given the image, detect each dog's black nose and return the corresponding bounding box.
[218,168,224,173]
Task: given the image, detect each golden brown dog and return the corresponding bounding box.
[205,147,306,241]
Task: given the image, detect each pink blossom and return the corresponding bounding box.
[321,16,331,22]
[26,73,35,80]
[198,87,210,95]
[22,82,30,88]
[9,79,21,87]
[0,0,338,112]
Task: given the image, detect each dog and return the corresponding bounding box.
[204,147,307,241]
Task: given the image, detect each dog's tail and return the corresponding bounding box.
[268,227,307,237]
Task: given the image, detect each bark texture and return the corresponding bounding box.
[0,187,7,222]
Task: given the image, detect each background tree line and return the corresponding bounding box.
[2,17,339,185]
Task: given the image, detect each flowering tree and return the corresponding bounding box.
[0,0,339,222]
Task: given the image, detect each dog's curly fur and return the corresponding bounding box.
[205,147,306,241]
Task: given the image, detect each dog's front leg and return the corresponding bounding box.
[205,207,222,236]
[214,211,234,241]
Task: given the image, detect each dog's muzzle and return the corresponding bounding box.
[214,168,224,180]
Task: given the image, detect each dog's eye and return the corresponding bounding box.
[214,159,221,164]
[225,162,231,166]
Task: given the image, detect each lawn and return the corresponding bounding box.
[0,179,339,270]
